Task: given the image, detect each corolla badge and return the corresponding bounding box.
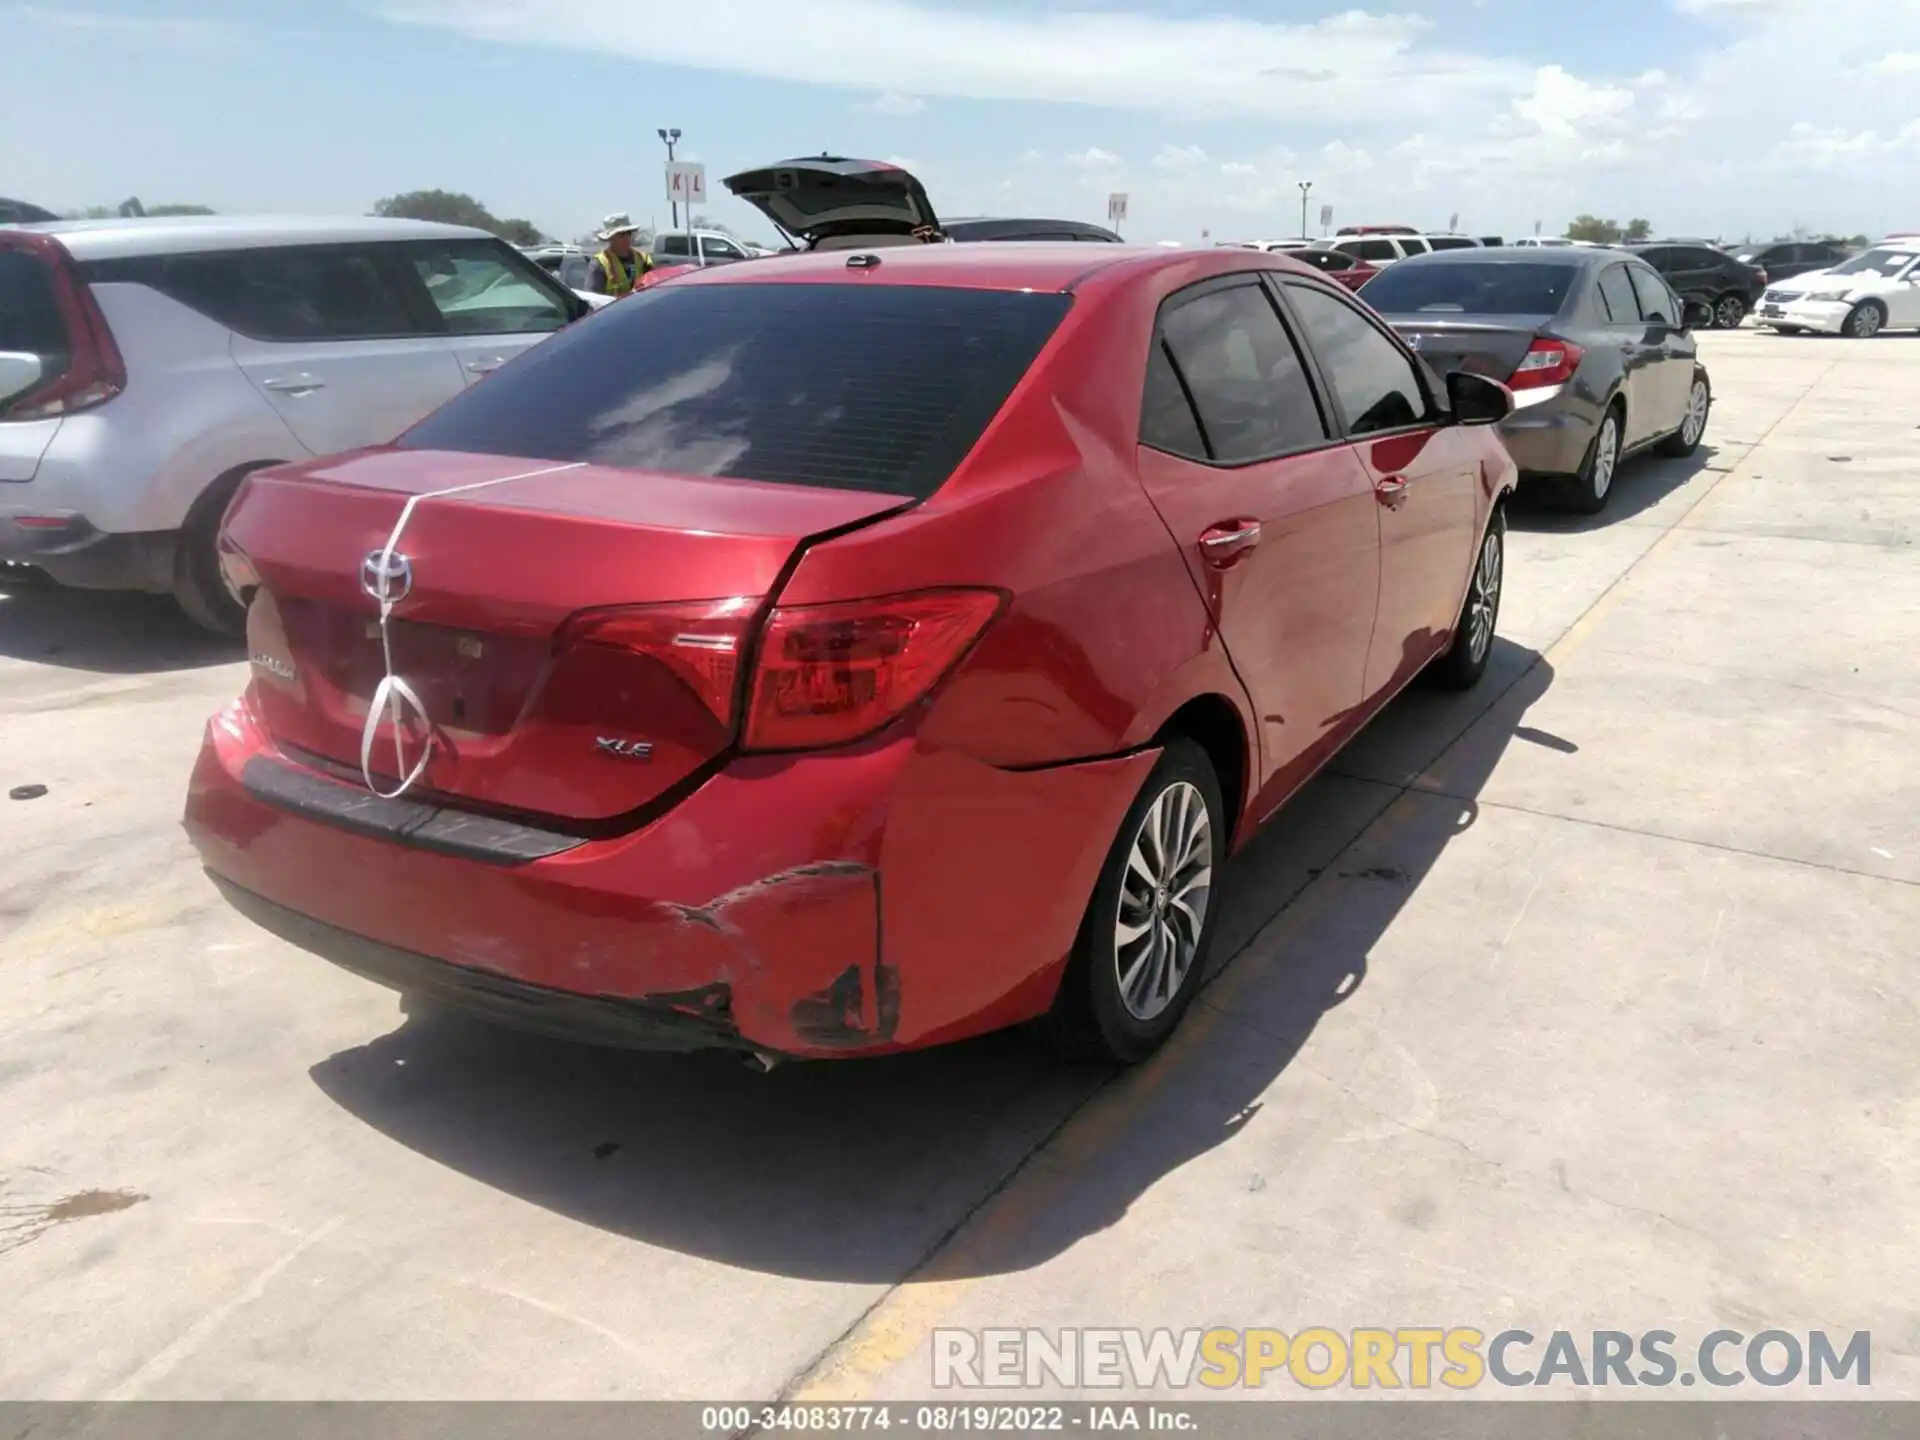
[360,549,413,605]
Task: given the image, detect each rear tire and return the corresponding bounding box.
[171,469,256,638]
[1657,372,1711,458]
[1712,294,1748,330]
[1038,738,1224,1064]
[1429,506,1504,692]
[1560,405,1622,515]
[1843,301,1886,339]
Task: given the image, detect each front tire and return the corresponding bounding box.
[1712,294,1748,330]
[1843,301,1886,339]
[1429,506,1505,692]
[1561,405,1622,515]
[1039,739,1224,1064]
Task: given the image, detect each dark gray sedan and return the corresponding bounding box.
[1361,247,1713,513]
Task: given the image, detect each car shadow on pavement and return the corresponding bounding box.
[309,638,1550,1284]
[0,574,239,673]
[1506,445,1718,533]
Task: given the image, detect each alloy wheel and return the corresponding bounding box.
[1682,381,1709,446]
[1114,781,1213,1022]
[1467,525,1503,665]
[1847,305,1883,339]
[1714,296,1746,330]
[1591,416,1620,501]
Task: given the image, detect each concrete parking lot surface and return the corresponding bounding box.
[2,330,1915,1400]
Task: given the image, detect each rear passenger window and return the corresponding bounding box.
[1140,340,1207,459]
[1627,266,1679,326]
[1346,239,1398,263]
[1596,266,1641,324]
[1283,283,1431,436]
[102,247,422,341]
[1155,282,1327,464]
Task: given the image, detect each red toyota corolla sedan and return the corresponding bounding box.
[185,243,1518,1065]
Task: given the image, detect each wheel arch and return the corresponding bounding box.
[1152,693,1251,846]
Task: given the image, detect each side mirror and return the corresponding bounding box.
[0,351,45,408]
[1680,299,1712,331]
[1446,370,1515,426]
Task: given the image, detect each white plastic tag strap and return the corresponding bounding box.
[357,461,585,799]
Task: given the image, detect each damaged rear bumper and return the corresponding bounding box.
[185,695,1157,1059]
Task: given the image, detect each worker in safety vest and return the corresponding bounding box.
[587,213,655,297]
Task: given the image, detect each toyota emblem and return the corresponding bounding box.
[360,549,413,605]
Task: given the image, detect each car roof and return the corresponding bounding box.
[6,214,494,260]
[1392,245,1617,269]
[658,241,1313,294]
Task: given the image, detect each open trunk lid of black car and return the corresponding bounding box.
[723,157,939,246]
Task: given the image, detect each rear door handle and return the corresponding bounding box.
[1198,520,1262,566]
[260,374,325,396]
[1374,476,1410,510]
[465,357,508,375]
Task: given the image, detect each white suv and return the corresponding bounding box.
[0,215,588,631]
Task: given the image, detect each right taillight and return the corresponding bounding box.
[0,235,126,422]
[1509,337,1584,391]
[742,589,1004,753]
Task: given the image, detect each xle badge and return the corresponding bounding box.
[595,737,655,761]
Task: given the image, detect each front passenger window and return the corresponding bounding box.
[1283,283,1431,436]
[405,241,572,336]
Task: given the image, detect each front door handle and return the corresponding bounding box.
[1198,519,1262,566]
[465,357,508,375]
[1374,476,1410,510]
[260,374,325,396]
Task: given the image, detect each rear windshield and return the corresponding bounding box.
[399,282,1072,498]
[1359,261,1577,316]
[0,248,70,367]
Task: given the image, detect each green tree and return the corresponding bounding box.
[1623,217,1653,243]
[145,203,216,217]
[372,189,548,245]
[1566,214,1625,244]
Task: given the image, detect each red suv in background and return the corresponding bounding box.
[186,244,1518,1065]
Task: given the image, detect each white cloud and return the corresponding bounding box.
[366,0,1920,242]
[373,0,1530,120]
[859,90,927,114]
[1152,144,1209,170]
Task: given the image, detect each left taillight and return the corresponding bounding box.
[0,232,126,423]
[1509,337,1584,391]
[742,589,1004,753]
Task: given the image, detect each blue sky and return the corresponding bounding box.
[4,0,1916,246]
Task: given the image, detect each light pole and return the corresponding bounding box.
[658,127,683,230]
[1297,180,1313,240]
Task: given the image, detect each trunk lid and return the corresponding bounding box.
[1381,317,1549,385]
[227,447,910,824]
[723,156,940,246]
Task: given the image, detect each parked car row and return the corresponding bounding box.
[1359,245,1712,513]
